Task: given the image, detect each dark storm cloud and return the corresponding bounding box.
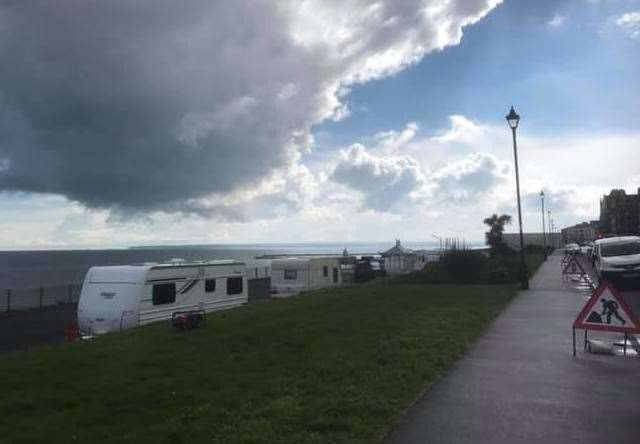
[0,1,306,212]
[0,1,500,216]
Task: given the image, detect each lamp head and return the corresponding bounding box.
[506,106,520,130]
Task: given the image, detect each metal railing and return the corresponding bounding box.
[1,283,82,313]
[1,277,270,313]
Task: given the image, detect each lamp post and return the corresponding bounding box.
[506,107,528,289]
[540,190,547,260]
[548,210,552,249]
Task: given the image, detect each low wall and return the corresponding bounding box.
[503,232,564,250]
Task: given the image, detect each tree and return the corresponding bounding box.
[483,214,512,254]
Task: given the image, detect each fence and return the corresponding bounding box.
[2,277,272,313]
[1,283,82,313]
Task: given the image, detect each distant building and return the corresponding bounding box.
[561,221,598,244]
[380,239,418,275]
[380,239,442,274]
[503,232,564,250]
[599,188,640,235]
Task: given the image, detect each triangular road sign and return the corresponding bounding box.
[574,281,640,333]
[561,254,595,289]
[562,254,582,276]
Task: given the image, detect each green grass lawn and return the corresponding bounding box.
[0,283,517,443]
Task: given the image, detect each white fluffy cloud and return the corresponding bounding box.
[329,117,511,213]
[326,115,640,235]
[547,14,566,28]
[433,115,487,144]
[615,11,640,38]
[331,144,427,211]
[432,152,510,202]
[370,122,419,154]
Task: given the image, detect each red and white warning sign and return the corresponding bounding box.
[574,281,640,333]
[562,253,582,275]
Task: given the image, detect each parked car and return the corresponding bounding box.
[593,236,640,286]
[579,243,593,256]
[565,243,580,254]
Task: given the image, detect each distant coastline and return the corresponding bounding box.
[127,241,447,250]
[0,242,434,289]
[0,241,485,290]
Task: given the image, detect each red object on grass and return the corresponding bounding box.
[64,323,80,341]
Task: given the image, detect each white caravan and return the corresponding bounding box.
[270,257,342,296]
[77,260,247,335]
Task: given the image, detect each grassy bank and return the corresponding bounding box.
[0,283,517,443]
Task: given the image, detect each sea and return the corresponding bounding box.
[0,241,446,290]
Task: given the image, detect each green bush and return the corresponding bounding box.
[524,244,545,254]
[441,250,489,283]
[394,249,531,285]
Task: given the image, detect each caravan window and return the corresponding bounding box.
[323,266,328,277]
[284,269,297,280]
[205,278,216,293]
[152,283,176,305]
[227,277,243,295]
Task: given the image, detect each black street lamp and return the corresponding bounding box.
[506,106,528,289]
[548,210,552,249]
[540,190,547,260]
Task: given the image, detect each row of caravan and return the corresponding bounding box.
[78,260,249,335]
[78,257,343,336]
[270,257,342,297]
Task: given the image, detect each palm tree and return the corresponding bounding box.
[483,214,512,253]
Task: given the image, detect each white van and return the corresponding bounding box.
[270,257,342,297]
[593,236,640,283]
[77,260,247,335]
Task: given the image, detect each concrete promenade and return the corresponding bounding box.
[387,252,640,443]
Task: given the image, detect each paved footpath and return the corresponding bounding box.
[386,252,640,444]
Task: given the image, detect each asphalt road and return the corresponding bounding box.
[386,252,640,444]
[0,304,76,354]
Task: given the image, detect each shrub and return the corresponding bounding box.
[440,250,489,283]
[354,261,383,283]
[394,250,488,285]
[393,250,527,285]
[524,244,545,254]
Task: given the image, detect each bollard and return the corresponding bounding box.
[39,286,44,309]
[6,289,10,313]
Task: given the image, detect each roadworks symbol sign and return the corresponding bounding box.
[562,254,583,275]
[573,281,640,333]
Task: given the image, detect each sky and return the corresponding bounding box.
[0,0,639,249]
